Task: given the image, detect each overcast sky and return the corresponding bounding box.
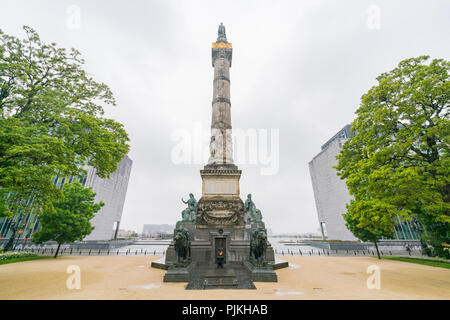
[1,0,449,234]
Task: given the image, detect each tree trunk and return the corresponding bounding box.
[374,241,381,260]
[54,243,61,258]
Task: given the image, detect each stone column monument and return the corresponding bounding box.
[155,24,285,288]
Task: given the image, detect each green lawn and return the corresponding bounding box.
[0,256,51,265]
[382,257,450,269]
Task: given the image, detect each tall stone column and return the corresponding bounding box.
[208,23,234,165]
[198,23,244,227]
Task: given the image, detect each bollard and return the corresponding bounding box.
[89,249,91,255]
[154,250,156,256]
[126,251,128,256]
[327,251,329,256]
[318,251,320,256]
[135,250,137,255]
[145,250,147,255]
[98,249,101,255]
[108,250,110,255]
[354,251,356,255]
[117,250,119,255]
[309,251,311,256]
[70,248,73,255]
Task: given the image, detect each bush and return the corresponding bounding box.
[423,246,433,257]
[0,251,38,261]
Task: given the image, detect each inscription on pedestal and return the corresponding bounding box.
[204,179,237,195]
[211,210,232,217]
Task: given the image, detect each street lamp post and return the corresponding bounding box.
[14,227,25,250]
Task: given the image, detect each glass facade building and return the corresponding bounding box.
[0,155,132,242]
[0,174,87,240]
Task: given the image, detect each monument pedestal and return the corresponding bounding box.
[244,261,278,282]
[163,265,191,282]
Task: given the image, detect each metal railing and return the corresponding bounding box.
[3,247,166,256]
[274,248,422,257]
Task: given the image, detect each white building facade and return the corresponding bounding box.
[309,125,357,241]
[83,155,133,241]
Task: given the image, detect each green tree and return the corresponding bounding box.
[343,199,397,259]
[0,26,129,218]
[129,231,139,239]
[336,56,449,258]
[32,181,103,258]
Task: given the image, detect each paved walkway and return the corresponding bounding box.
[1,256,449,299]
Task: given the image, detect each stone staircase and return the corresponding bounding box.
[186,262,256,290]
[204,268,238,288]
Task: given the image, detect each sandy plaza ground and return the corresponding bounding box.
[0,255,449,300]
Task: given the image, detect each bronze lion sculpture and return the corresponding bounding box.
[173,227,190,263]
[250,228,267,263]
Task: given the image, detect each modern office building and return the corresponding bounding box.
[309,125,357,241]
[309,125,421,241]
[0,155,133,242]
[83,155,133,240]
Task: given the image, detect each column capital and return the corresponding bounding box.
[212,45,232,67]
